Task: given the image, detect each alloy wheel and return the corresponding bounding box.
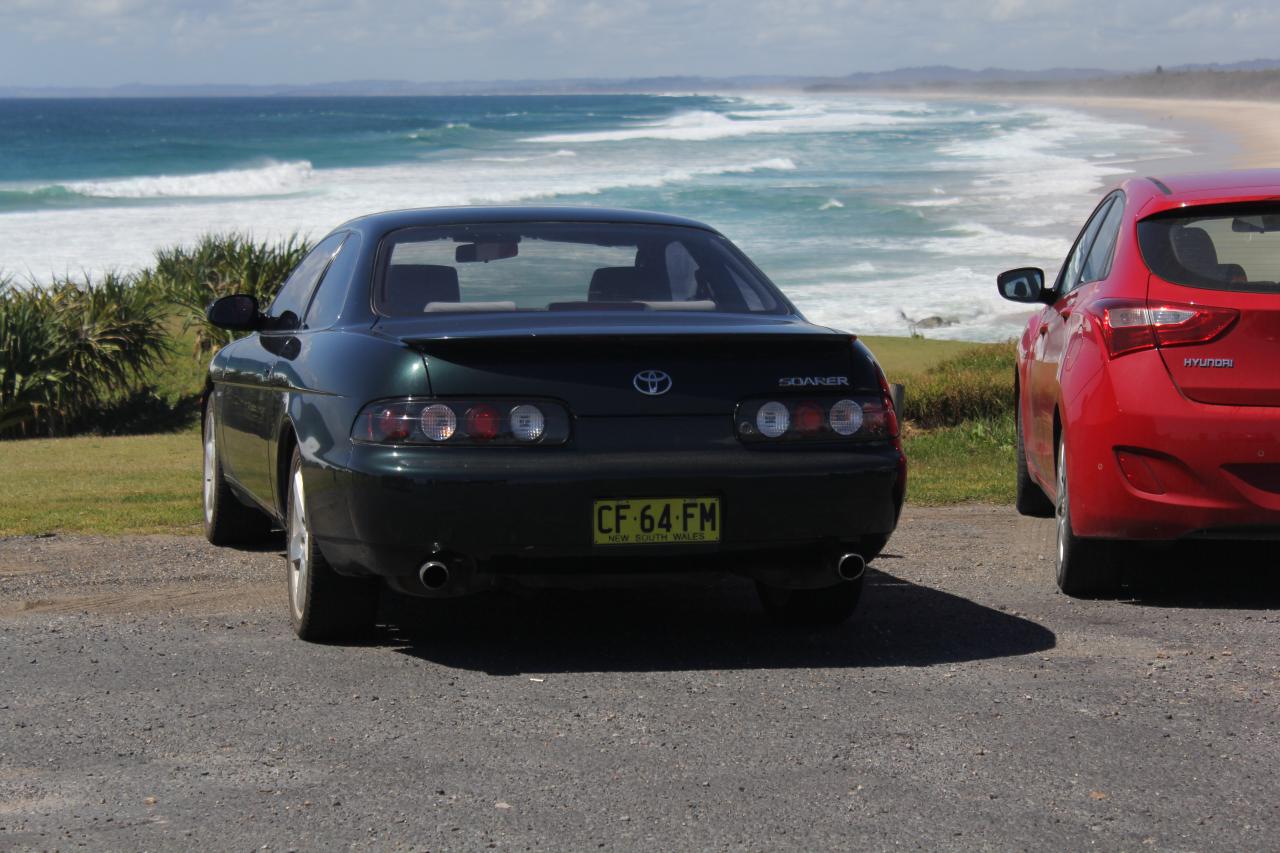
[287,467,310,619]
[202,412,217,525]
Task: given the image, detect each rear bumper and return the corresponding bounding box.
[1067,351,1280,541]
[306,437,904,582]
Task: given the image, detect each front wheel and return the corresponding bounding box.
[286,448,379,642]
[757,575,864,626]
[1055,439,1121,598]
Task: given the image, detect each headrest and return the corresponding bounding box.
[588,266,671,302]
[1171,227,1220,276]
[384,264,461,314]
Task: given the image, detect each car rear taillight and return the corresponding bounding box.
[419,404,457,442]
[755,401,790,438]
[1095,299,1239,359]
[737,396,886,443]
[374,403,415,442]
[464,404,501,441]
[355,399,570,446]
[509,404,546,442]
[828,399,864,436]
[793,401,826,435]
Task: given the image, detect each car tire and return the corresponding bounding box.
[1055,439,1121,598]
[203,399,274,546]
[1014,399,1054,518]
[757,575,864,626]
[286,448,379,642]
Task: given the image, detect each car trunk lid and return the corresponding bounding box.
[380,313,872,416]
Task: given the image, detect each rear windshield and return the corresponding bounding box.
[1138,203,1280,292]
[375,221,787,316]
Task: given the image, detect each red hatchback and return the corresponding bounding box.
[998,169,1280,596]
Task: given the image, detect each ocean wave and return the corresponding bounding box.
[0,160,315,211]
[916,223,1069,259]
[61,160,314,200]
[939,106,1174,201]
[787,265,1035,341]
[0,184,89,212]
[904,197,962,208]
[472,149,578,163]
[409,156,800,206]
[408,122,475,141]
[524,106,912,144]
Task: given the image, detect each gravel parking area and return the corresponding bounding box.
[1,505,1277,851]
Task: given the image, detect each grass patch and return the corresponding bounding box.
[859,335,982,375]
[902,415,1017,505]
[0,430,202,536]
[895,340,1017,428]
[873,339,1019,505]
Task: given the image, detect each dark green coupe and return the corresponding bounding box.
[202,207,905,641]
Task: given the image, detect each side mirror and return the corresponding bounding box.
[996,267,1047,304]
[206,294,262,331]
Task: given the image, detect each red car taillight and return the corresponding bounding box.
[355,399,570,446]
[1095,299,1238,359]
[738,396,886,443]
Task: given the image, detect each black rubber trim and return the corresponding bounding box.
[1147,176,1173,196]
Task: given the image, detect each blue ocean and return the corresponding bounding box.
[0,93,1188,339]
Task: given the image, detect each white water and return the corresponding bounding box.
[0,93,1194,341]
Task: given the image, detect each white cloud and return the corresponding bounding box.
[0,0,1278,86]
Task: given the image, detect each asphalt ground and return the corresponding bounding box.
[1,505,1278,851]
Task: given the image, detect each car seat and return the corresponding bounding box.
[1171,226,1247,284]
[587,267,671,302]
[384,264,461,314]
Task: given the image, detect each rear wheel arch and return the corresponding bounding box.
[275,420,299,521]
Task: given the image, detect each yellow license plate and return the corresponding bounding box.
[592,497,720,545]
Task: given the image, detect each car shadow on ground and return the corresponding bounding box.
[379,565,1055,675]
[1122,541,1280,609]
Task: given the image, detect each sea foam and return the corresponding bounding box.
[61,160,314,200]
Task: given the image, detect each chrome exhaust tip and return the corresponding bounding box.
[835,552,866,582]
[418,560,450,590]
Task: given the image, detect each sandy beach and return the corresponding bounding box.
[905,91,1280,171]
[1024,95,1280,169]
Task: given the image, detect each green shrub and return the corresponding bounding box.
[142,232,311,355]
[1,273,170,437]
[896,340,1016,428]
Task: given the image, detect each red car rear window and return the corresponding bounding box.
[1138,203,1280,292]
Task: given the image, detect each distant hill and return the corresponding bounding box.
[823,65,1118,86]
[3,61,1280,99]
[1168,59,1280,72]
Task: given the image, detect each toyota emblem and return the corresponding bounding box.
[633,369,672,396]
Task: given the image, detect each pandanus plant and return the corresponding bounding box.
[141,232,311,355]
[0,273,168,437]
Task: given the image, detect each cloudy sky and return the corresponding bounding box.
[1,0,1277,87]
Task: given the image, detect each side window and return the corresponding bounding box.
[1081,196,1125,285]
[268,233,345,330]
[304,232,362,329]
[1057,197,1114,296]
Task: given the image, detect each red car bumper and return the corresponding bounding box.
[1065,350,1280,541]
